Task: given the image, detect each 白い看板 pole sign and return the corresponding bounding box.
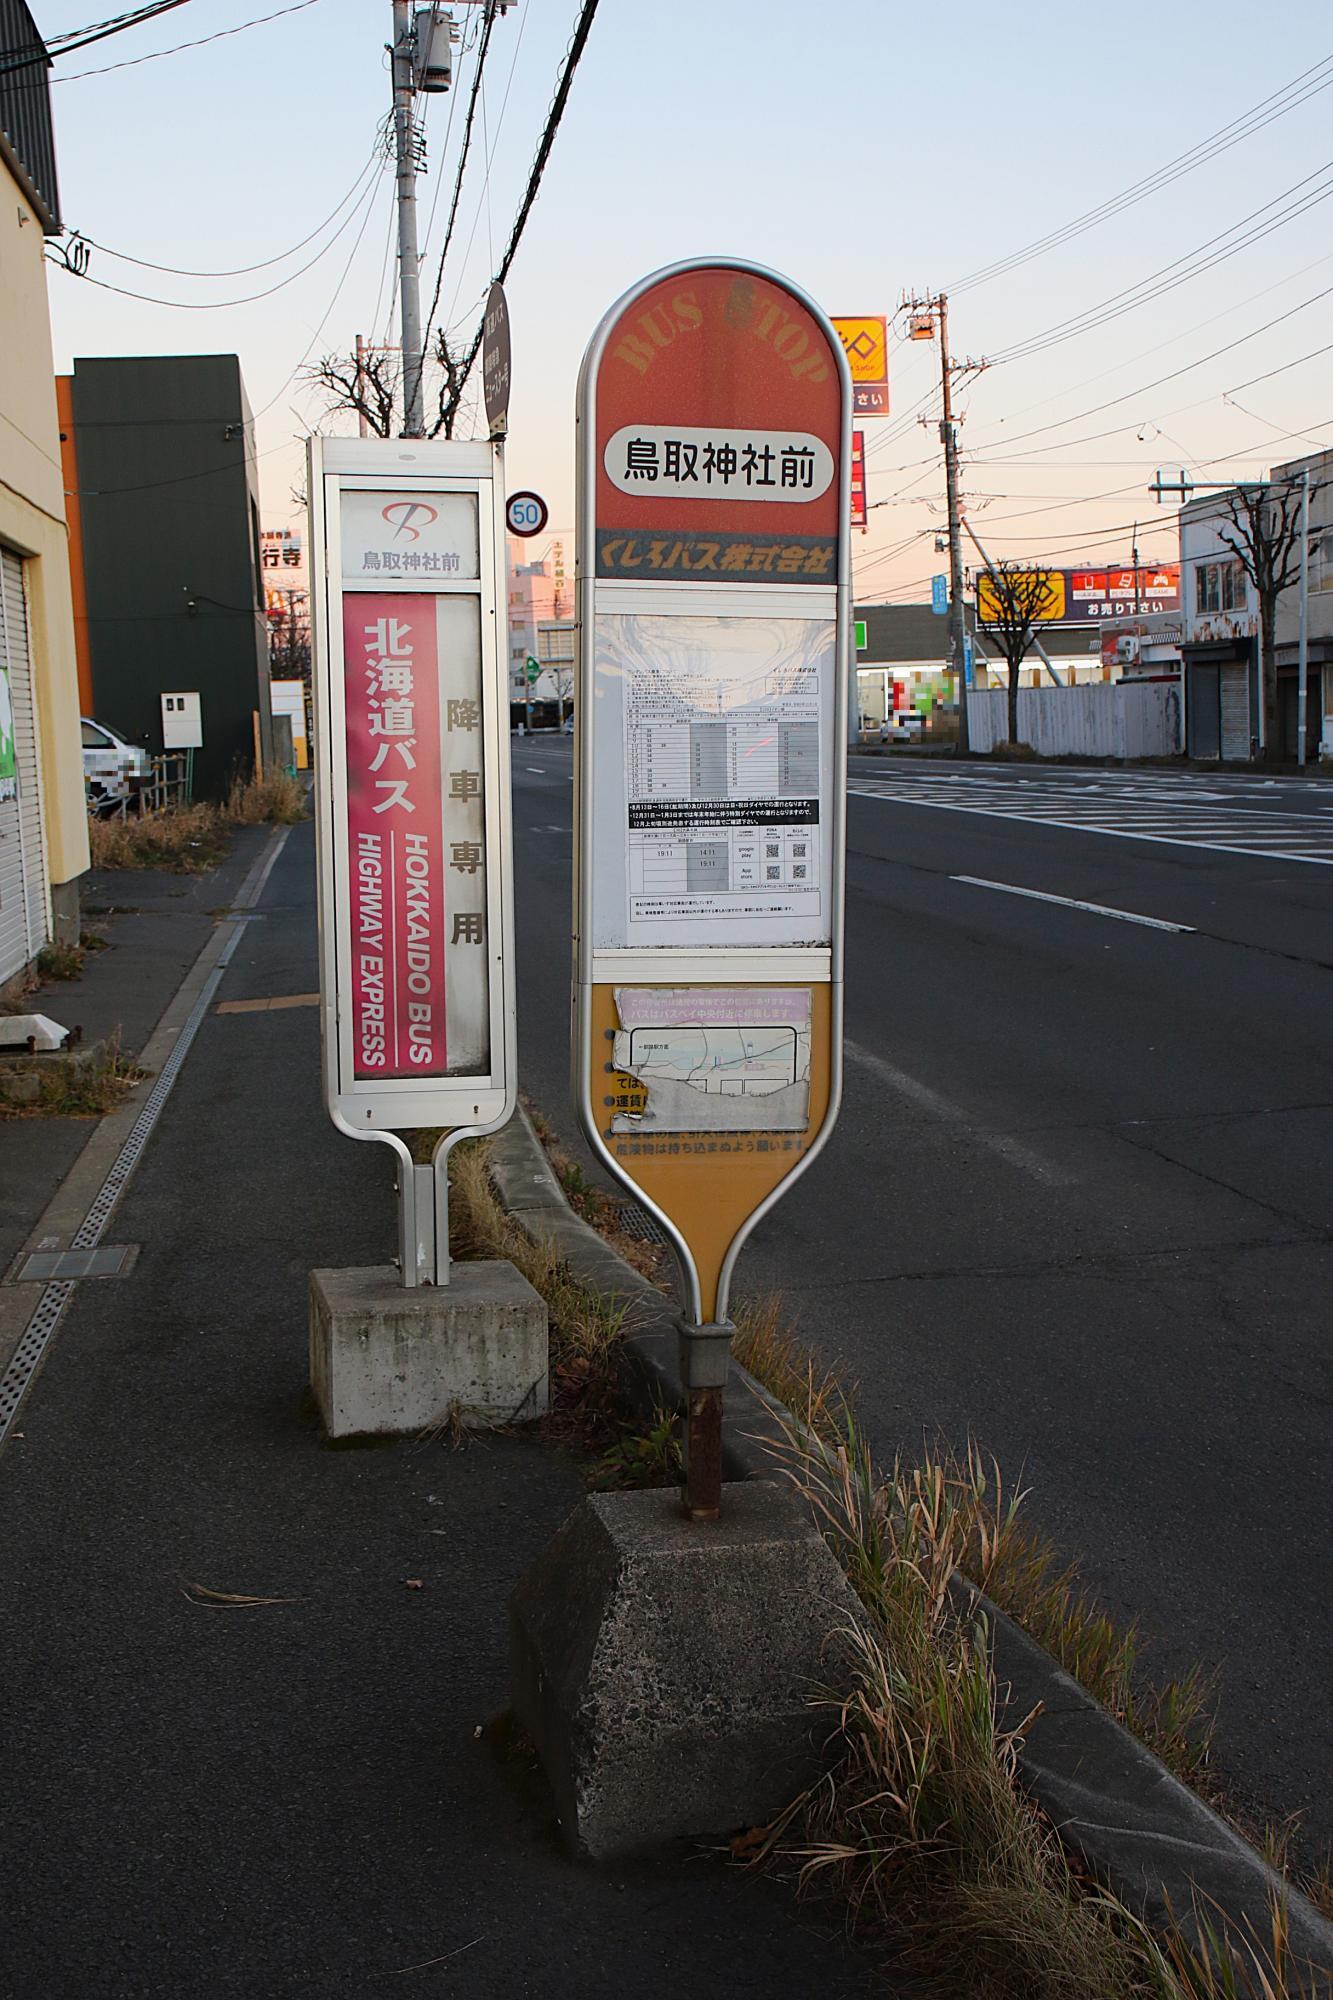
[573,259,852,1516]
[309,436,516,1283]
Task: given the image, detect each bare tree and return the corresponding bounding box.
[305,332,475,440]
[1213,478,1322,760]
[306,348,399,438]
[977,565,1062,746]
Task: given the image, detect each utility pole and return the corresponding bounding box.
[937,294,969,754]
[391,0,425,437]
[355,334,370,438]
[1298,466,1310,768]
[903,292,981,752]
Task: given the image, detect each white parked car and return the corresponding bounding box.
[879,711,924,744]
[82,717,150,810]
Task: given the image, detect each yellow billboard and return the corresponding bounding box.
[976,569,1066,624]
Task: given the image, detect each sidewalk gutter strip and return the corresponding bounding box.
[0,827,291,1453]
[486,1107,1333,1979]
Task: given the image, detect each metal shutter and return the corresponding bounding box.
[0,546,51,983]
[1219,661,1249,762]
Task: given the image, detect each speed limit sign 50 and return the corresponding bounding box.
[505,491,548,538]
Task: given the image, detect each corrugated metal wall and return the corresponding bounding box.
[966,681,1183,758]
[0,546,51,981]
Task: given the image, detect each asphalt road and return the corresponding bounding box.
[511,740,1333,1851]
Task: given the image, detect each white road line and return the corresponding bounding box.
[843,1039,1073,1185]
[847,787,1333,865]
[951,875,1193,932]
[525,765,544,773]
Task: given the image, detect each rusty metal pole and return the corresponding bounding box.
[679,1322,730,1520]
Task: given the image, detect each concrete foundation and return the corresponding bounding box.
[309,1260,548,1438]
[510,1481,860,1859]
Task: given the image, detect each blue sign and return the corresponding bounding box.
[931,574,948,617]
[962,636,975,688]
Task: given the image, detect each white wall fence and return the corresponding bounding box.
[967,680,1182,759]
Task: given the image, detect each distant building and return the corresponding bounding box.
[59,355,273,797]
[1272,447,1333,761]
[0,0,88,980]
[506,538,569,710]
[854,600,1106,732]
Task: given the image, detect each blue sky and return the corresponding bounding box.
[37,0,1333,598]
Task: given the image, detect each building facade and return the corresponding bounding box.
[0,0,88,980]
[60,355,273,799]
[1272,448,1333,761]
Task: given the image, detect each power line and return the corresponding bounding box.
[47,156,386,309]
[948,54,1333,295]
[77,138,383,278]
[961,276,1333,460]
[0,0,194,74]
[445,0,602,429]
[52,0,325,80]
[991,162,1333,366]
[420,0,500,361]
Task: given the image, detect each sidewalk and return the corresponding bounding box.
[0,821,882,1999]
[1,828,268,1281]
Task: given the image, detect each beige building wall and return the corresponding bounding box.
[0,162,88,937]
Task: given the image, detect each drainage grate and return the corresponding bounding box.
[0,1282,75,1432]
[0,921,249,1453]
[608,1198,668,1246]
[17,1246,135,1283]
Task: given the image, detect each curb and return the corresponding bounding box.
[486,1106,1333,1982]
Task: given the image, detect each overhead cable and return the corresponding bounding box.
[948,53,1333,294]
[0,0,194,74]
[446,0,602,426]
[77,137,383,278]
[48,158,385,309]
[52,0,326,81]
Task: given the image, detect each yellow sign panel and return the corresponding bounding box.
[588,983,833,1322]
[976,569,1066,624]
[832,316,888,384]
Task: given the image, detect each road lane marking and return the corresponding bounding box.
[525,765,544,773]
[951,876,1194,933]
[843,1039,1073,1185]
[847,787,1333,865]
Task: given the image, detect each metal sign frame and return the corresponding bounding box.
[573,257,852,1337]
[310,435,517,1282]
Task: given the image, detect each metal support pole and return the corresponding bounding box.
[938,293,970,754]
[1298,468,1310,768]
[679,1322,731,1520]
[355,333,370,439]
[391,0,425,438]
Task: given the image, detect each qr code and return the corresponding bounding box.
[792,864,807,880]
[766,865,781,880]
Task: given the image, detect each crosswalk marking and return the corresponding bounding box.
[848,772,1333,866]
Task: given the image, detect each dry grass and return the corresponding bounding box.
[437,1137,633,1443]
[732,1292,848,1445]
[758,1409,1326,2000]
[0,1035,146,1120]
[731,1297,1216,1800]
[88,800,227,873]
[224,768,305,825]
[87,769,304,874]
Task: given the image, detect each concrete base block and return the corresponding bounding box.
[510,1481,860,1859]
[309,1261,548,1438]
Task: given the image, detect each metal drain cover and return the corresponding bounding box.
[16,1245,137,1283]
[608,1200,667,1246]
